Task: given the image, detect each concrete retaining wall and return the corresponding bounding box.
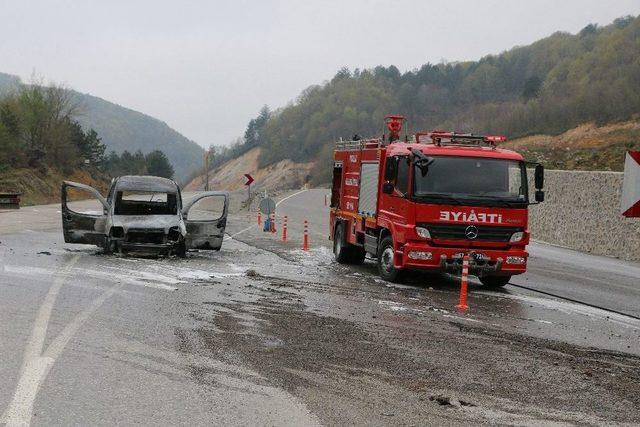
[529,170,640,262]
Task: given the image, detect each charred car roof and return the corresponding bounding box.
[114,175,179,192]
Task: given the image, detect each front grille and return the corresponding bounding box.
[126,228,165,244]
[424,223,521,242]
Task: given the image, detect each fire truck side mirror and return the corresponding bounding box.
[382,182,395,194]
[534,164,544,189]
[535,190,545,203]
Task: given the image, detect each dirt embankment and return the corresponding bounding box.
[184,147,314,193]
[0,167,110,206]
[503,120,640,170]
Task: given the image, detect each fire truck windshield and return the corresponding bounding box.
[413,156,528,207]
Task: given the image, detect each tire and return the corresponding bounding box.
[102,238,113,254]
[333,222,351,264]
[175,242,187,258]
[480,275,511,288]
[377,236,403,283]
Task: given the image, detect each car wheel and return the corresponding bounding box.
[175,242,187,258]
[479,275,511,288]
[377,236,403,282]
[333,222,351,264]
[103,237,112,254]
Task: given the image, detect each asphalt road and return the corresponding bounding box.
[1,189,640,425]
[270,189,640,316]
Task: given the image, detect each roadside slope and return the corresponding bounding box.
[185,147,314,192]
[0,167,109,206]
[503,120,640,170]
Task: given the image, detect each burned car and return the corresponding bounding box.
[61,175,228,256]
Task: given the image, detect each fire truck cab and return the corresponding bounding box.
[329,116,544,287]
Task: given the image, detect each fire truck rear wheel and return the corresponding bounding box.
[479,275,511,288]
[378,236,403,283]
[333,222,351,263]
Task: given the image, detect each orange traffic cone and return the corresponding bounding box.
[456,254,470,311]
[282,216,288,242]
[302,220,309,251]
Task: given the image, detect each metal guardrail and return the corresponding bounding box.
[0,192,21,209]
[335,138,383,151]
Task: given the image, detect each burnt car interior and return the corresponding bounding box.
[114,191,178,215]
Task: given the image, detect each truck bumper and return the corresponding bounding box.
[399,243,528,276]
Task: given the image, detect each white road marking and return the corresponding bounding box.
[1,255,124,427]
[275,189,308,207]
[1,255,80,426]
[229,189,309,239]
[43,283,124,361]
[229,224,255,238]
[3,265,55,276]
[2,265,178,291]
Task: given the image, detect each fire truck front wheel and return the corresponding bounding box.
[378,236,403,283]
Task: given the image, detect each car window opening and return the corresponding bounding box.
[114,191,178,215]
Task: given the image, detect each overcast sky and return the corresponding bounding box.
[1,0,639,147]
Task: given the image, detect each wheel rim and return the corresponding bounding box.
[380,246,394,273]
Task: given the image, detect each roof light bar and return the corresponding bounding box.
[484,135,507,143]
[416,131,507,147]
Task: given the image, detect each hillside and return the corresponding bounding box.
[185,147,313,192]
[0,72,203,183]
[218,15,640,185]
[503,121,640,171]
[74,93,203,183]
[0,167,109,206]
[186,120,640,194]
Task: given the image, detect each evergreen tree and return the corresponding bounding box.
[145,150,175,179]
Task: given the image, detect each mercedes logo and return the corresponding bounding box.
[465,225,479,240]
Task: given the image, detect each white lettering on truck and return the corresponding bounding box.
[439,210,503,223]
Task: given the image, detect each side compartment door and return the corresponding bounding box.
[183,191,229,250]
[61,181,109,245]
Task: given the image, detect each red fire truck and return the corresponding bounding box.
[329,115,545,287]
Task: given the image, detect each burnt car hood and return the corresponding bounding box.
[110,215,184,233]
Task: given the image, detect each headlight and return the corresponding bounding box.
[415,226,431,239]
[510,231,524,242]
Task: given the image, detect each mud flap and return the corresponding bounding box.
[183,191,229,250]
[61,181,109,246]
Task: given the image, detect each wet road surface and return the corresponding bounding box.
[1,189,640,425]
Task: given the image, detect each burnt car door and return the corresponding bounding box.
[61,181,110,246]
[182,191,229,250]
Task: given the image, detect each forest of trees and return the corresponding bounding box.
[226,15,640,183]
[0,82,175,180]
[103,149,175,179]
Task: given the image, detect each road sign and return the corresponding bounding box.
[244,174,254,186]
[621,151,640,217]
[259,198,276,215]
